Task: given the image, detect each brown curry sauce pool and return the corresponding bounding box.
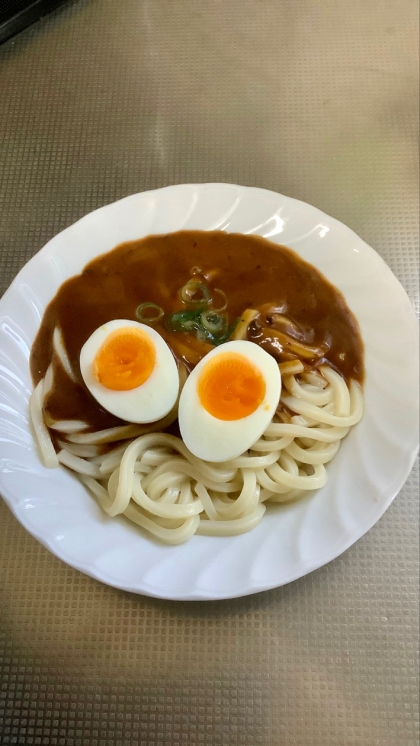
[30,231,364,432]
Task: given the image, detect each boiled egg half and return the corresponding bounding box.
[80,319,179,423]
[178,340,281,462]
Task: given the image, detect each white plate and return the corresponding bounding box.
[0,184,418,600]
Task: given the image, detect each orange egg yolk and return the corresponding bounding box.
[93,327,156,391]
[197,352,266,421]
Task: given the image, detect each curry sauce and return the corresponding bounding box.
[30,231,364,431]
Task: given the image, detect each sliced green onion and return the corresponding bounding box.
[200,310,227,334]
[210,288,227,313]
[166,305,238,348]
[196,312,228,345]
[166,308,202,332]
[213,317,240,346]
[179,281,211,307]
[135,303,164,324]
[197,329,227,345]
[196,328,210,343]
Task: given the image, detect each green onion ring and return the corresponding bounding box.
[179,281,211,307]
[165,308,202,332]
[210,288,227,313]
[212,317,240,346]
[200,310,227,334]
[135,302,164,324]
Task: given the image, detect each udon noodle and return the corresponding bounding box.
[30,357,363,544]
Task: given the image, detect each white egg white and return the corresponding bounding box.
[80,319,179,423]
[178,340,281,463]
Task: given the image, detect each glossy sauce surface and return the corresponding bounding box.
[30,231,364,430]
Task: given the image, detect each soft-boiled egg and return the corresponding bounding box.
[80,319,179,423]
[178,340,281,462]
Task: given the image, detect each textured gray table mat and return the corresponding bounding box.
[0,1,418,745]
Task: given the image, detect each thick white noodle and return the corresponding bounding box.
[57,441,100,458]
[49,420,89,433]
[66,423,161,445]
[43,364,54,396]
[58,449,103,478]
[35,365,364,543]
[53,327,77,382]
[283,375,334,406]
[196,504,266,536]
[302,370,327,388]
[281,380,363,427]
[29,378,59,469]
[79,475,199,544]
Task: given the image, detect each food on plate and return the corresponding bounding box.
[80,319,179,423]
[178,340,281,462]
[29,230,364,544]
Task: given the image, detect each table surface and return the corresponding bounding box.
[0,1,418,744]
